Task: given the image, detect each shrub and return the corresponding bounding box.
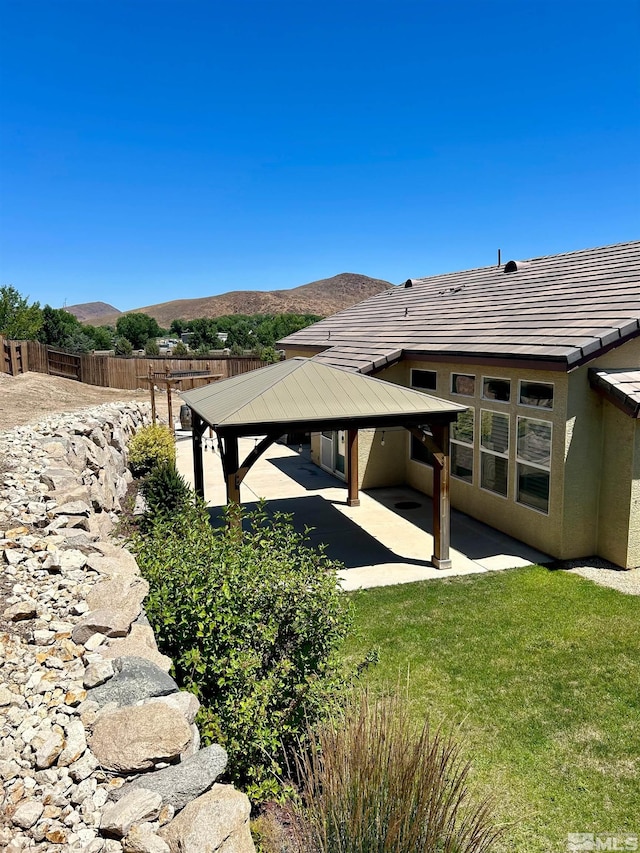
[140,460,191,520]
[127,424,176,477]
[293,688,505,853]
[128,501,352,801]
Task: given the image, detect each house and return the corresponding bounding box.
[279,241,640,569]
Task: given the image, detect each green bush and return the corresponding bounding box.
[127,424,176,477]
[140,460,191,521]
[294,688,505,853]
[128,501,352,801]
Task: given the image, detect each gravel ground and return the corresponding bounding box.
[559,557,640,595]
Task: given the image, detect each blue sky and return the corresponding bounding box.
[1,0,638,312]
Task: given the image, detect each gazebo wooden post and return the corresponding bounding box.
[191,413,206,500]
[223,434,241,505]
[430,422,452,570]
[148,365,156,424]
[347,428,360,507]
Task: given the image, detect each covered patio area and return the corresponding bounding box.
[175,435,548,589]
[181,358,469,570]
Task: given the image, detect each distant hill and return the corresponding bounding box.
[78,273,394,327]
[66,301,121,323]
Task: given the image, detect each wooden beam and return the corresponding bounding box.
[407,426,445,466]
[191,413,206,500]
[430,423,451,570]
[347,429,360,506]
[237,434,281,485]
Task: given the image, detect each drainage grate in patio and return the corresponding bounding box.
[394,501,422,510]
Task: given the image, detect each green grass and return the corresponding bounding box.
[342,566,640,853]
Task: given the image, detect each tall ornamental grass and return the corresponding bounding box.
[294,689,505,853]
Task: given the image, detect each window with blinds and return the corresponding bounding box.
[516,417,552,513]
[480,410,509,497]
[450,409,474,484]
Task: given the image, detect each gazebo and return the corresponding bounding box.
[181,358,466,569]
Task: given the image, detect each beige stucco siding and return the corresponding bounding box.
[560,366,604,558]
[629,423,640,568]
[286,335,640,564]
[596,404,635,567]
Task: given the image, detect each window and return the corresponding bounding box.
[482,377,511,402]
[451,373,475,396]
[519,380,553,409]
[411,369,437,391]
[516,417,552,513]
[480,410,509,497]
[410,434,433,466]
[450,409,474,483]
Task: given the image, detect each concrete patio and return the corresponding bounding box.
[175,433,548,590]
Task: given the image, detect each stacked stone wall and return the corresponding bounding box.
[0,403,255,853]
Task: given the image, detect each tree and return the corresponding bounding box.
[173,341,188,356]
[145,339,160,356]
[38,305,79,347]
[0,286,42,339]
[116,313,162,349]
[114,335,133,356]
[84,325,114,350]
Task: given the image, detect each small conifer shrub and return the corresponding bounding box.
[127,424,176,477]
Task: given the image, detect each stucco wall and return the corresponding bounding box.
[368,358,568,556]
[560,366,604,558]
[596,403,634,567]
[628,423,640,568]
[285,337,640,564]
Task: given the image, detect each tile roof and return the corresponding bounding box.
[181,357,466,432]
[589,368,640,418]
[279,242,640,373]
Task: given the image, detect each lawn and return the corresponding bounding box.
[342,566,640,853]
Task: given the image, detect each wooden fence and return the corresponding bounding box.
[1,336,29,376]
[0,338,266,389]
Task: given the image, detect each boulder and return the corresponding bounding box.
[101,788,163,837]
[86,576,148,616]
[87,656,179,708]
[71,608,134,645]
[91,704,192,773]
[112,744,228,812]
[159,785,254,853]
[3,600,37,621]
[102,624,172,672]
[123,826,171,853]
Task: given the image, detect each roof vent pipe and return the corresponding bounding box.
[504,260,531,273]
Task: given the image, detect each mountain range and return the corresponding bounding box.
[68,273,394,327]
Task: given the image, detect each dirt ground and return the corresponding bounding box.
[0,371,151,432]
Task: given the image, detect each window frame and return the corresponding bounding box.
[479,408,510,498]
[481,376,511,404]
[451,373,476,397]
[518,379,554,410]
[410,368,437,391]
[515,415,553,514]
[450,408,474,484]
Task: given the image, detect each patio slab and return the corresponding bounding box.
[175,435,549,589]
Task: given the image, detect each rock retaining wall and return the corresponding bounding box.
[0,404,255,853]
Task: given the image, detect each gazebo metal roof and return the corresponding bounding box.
[181,357,465,432]
[182,357,465,571]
